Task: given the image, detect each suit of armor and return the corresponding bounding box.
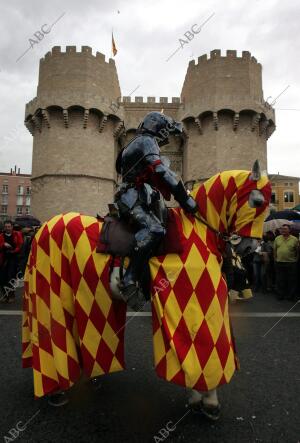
[115,112,198,309]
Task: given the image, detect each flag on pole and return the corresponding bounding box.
[112,32,117,57]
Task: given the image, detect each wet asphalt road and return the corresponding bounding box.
[0,290,299,443]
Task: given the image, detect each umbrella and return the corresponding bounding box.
[14,215,41,228]
[265,210,300,221]
[264,218,293,233]
[293,204,300,211]
[264,209,300,235]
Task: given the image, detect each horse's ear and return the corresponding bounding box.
[250,160,261,181]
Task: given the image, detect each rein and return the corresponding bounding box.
[193,212,232,243]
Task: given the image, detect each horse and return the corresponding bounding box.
[22,162,271,418]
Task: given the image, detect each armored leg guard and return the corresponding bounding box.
[119,205,165,310]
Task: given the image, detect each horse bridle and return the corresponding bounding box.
[193,212,241,245]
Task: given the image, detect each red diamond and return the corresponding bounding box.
[172,317,193,362]
[96,339,115,373]
[41,374,59,396]
[83,255,99,295]
[215,323,230,369]
[151,304,161,334]
[66,215,84,248]
[171,369,186,387]
[61,253,72,287]
[50,216,65,249]
[50,266,61,296]
[70,254,82,294]
[74,300,89,338]
[89,300,107,336]
[194,320,215,369]
[224,176,237,203]
[194,373,208,391]
[207,174,225,215]
[37,322,52,354]
[37,224,50,256]
[67,355,81,382]
[106,304,127,336]
[172,268,194,312]
[57,372,71,391]
[194,185,207,220]
[156,355,167,379]
[80,343,95,376]
[51,318,67,353]
[36,270,50,308]
[85,221,101,251]
[194,268,215,315]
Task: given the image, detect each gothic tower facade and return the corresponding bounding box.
[25,46,123,221]
[180,49,275,181]
[25,47,275,221]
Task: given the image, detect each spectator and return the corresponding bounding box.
[273,224,299,301]
[252,240,263,292]
[0,220,23,303]
[261,231,275,292]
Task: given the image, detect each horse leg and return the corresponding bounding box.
[188,388,221,421]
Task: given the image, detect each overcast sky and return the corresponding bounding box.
[0,0,299,177]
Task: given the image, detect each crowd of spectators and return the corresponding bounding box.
[0,218,299,305]
[0,220,36,303]
[242,224,300,301]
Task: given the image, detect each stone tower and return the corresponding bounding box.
[25,46,123,221]
[25,47,275,221]
[180,49,275,181]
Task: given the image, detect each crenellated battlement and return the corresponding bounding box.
[188,49,258,67]
[121,96,181,104]
[40,45,115,66]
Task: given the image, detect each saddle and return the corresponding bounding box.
[96,207,186,257]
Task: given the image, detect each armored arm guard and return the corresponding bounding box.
[153,162,198,213]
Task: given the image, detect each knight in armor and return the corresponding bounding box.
[115,112,198,309]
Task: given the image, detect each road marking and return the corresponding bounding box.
[1,311,300,318]
[230,312,300,318]
[0,310,22,315]
[127,312,300,317]
[262,300,300,337]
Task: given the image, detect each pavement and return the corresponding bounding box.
[0,289,299,443]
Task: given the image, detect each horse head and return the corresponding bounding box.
[190,160,271,256]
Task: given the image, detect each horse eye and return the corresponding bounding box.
[249,190,265,208]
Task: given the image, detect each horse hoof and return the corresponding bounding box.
[47,391,69,407]
[191,401,221,421]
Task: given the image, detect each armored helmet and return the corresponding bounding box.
[137,112,182,144]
